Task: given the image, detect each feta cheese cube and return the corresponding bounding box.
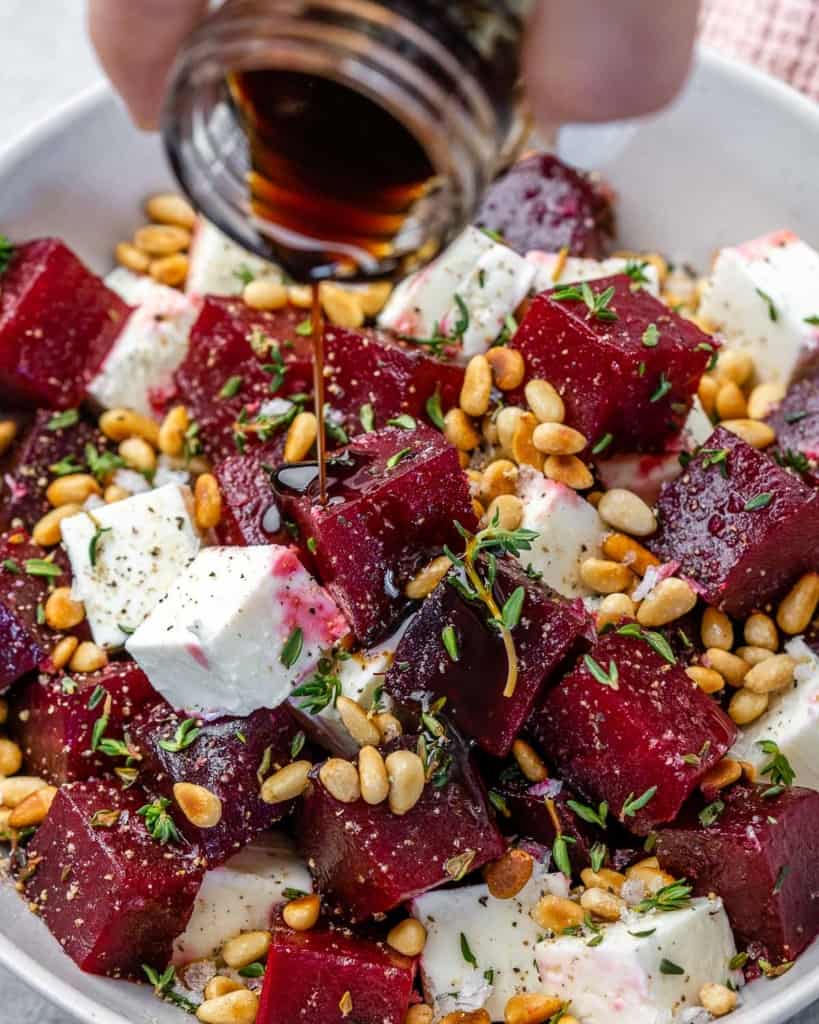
[61,483,201,649]
[127,545,348,716]
[536,898,740,1024]
[173,832,312,964]
[186,219,282,298]
[699,231,819,386]
[515,467,605,597]
[682,396,715,450]
[728,636,819,791]
[525,252,660,296]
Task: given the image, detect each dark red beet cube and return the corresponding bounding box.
[385,558,591,756]
[274,426,476,642]
[0,239,128,408]
[651,426,819,616]
[657,785,819,961]
[258,916,415,1024]
[766,373,819,478]
[474,153,614,258]
[130,702,300,867]
[212,439,288,546]
[12,661,158,785]
[25,779,203,977]
[527,632,737,834]
[511,276,714,453]
[295,731,505,920]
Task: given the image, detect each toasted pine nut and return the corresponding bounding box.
[46,473,101,508]
[405,555,450,600]
[704,648,749,687]
[480,460,518,504]
[532,894,585,932]
[512,413,545,470]
[686,666,725,694]
[135,223,191,255]
[637,578,697,627]
[700,758,742,793]
[284,412,318,463]
[158,405,189,456]
[717,349,754,387]
[440,1012,490,1024]
[486,494,523,531]
[728,687,769,725]
[104,484,130,504]
[336,697,381,748]
[597,593,636,631]
[0,699,7,726]
[150,253,190,287]
[405,1006,434,1024]
[715,381,747,420]
[496,407,525,453]
[242,279,288,311]
[0,739,22,776]
[101,407,161,446]
[118,437,156,474]
[700,608,733,651]
[174,782,223,828]
[460,355,493,417]
[719,418,776,448]
[525,379,565,423]
[320,758,361,803]
[580,558,635,595]
[146,193,197,229]
[777,572,819,635]
[50,635,79,670]
[699,983,738,1018]
[580,867,625,894]
[287,284,313,308]
[32,504,82,546]
[196,989,259,1024]
[0,419,17,457]
[627,856,659,871]
[321,282,365,328]
[602,532,660,576]
[597,489,657,537]
[386,918,427,956]
[735,645,775,666]
[260,760,312,803]
[544,454,593,490]
[8,785,57,828]
[486,348,525,390]
[580,886,624,921]
[44,587,85,631]
[444,408,480,452]
[69,642,108,674]
[532,422,587,457]
[385,750,425,815]
[512,739,547,783]
[483,848,534,900]
[204,978,245,1001]
[744,612,778,651]
[698,375,718,418]
[747,382,785,420]
[505,994,564,1024]
[221,930,271,970]
[482,415,500,447]
[626,864,675,894]
[358,282,393,316]
[358,745,389,805]
[373,712,403,743]
[116,241,151,274]
[739,760,757,782]
[282,893,321,932]
[743,654,796,694]
[194,473,222,530]
[0,776,46,808]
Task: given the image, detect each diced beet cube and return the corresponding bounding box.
[212,439,288,546]
[656,785,819,961]
[258,917,415,1024]
[12,661,158,785]
[510,276,714,453]
[766,373,819,478]
[474,153,614,258]
[650,426,819,616]
[295,730,505,920]
[0,239,128,408]
[274,426,476,642]
[130,701,300,867]
[25,779,203,977]
[385,558,591,756]
[527,632,737,834]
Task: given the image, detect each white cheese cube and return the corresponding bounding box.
[515,467,605,597]
[127,545,348,717]
[729,636,819,791]
[682,396,715,449]
[525,252,660,296]
[536,898,740,1024]
[173,833,312,964]
[61,483,201,650]
[698,230,819,386]
[186,219,281,298]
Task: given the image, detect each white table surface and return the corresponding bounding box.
[0,2,817,1022]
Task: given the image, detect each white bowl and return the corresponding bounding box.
[0,46,818,1024]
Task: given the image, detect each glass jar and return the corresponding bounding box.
[162,0,534,282]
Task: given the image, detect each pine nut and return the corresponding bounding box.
[486,494,523,531]
[700,758,742,793]
[158,405,189,456]
[50,636,79,670]
[115,242,150,274]
[777,572,819,634]
[441,1012,490,1024]
[628,856,659,871]
[597,489,657,537]
[747,382,785,421]
[46,473,101,507]
[699,983,738,1018]
[580,558,635,595]
[544,454,593,490]
[260,761,312,803]
[496,407,525,452]
[222,930,271,970]
[698,375,718,418]
[525,379,565,423]
[150,254,190,287]
[135,224,191,255]
[288,285,313,309]
[700,608,733,651]
[284,411,318,463]
[118,437,156,474]
[739,760,757,782]
[145,193,197,229]
[204,978,245,1001]
[480,460,518,504]
[597,593,636,630]
[174,782,223,828]
[626,864,675,894]
[406,1006,434,1024]
[460,355,493,417]
[0,739,22,776]
[735,645,775,666]
[101,408,161,446]
[44,587,85,631]
[637,578,697,627]
[69,642,108,674]
[8,786,57,828]
[505,994,564,1024]
[405,555,450,600]
[531,895,584,932]
[728,687,769,725]
[104,484,130,503]
[32,504,82,546]
[744,612,778,651]
[373,712,403,743]
[532,422,587,457]
[320,283,365,329]
[704,648,749,687]
[512,413,545,470]
[385,750,425,815]
[0,699,8,726]
[743,654,796,694]
[444,408,480,452]
[320,758,361,803]
[196,989,259,1024]
[0,776,46,808]
[580,868,625,894]
[386,918,427,957]
[512,739,547,782]
[686,666,725,694]
[580,886,624,921]
[483,848,534,900]
[242,279,288,311]
[335,697,380,748]
[358,745,389,805]
[486,348,525,390]
[482,415,500,447]
[282,893,321,931]
[719,418,775,448]
[715,381,747,420]
[716,349,754,387]
[0,419,17,457]
[602,533,660,576]
[195,473,223,530]
[358,282,393,316]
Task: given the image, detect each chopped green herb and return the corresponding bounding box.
[567,799,608,829]
[804,316,819,326]
[359,403,375,433]
[729,951,749,970]
[291,656,342,714]
[233,264,255,286]
[0,235,13,275]
[90,809,121,829]
[387,414,416,430]
[2,559,20,575]
[489,790,511,818]
[24,558,62,579]
[481,228,505,244]
[235,730,246,744]
[97,736,133,759]
[84,444,124,482]
[47,409,80,431]
[773,864,790,895]
[775,448,810,475]
[239,962,265,978]
[586,933,604,947]
[636,879,693,913]
[624,260,651,286]
[295,318,313,336]
[158,718,201,753]
[386,447,413,470]
[589,842,607,873]
[784,409,809,424]
[553,282,618,322]
[621,786,657,818]
[219,375,243,399]
[88,525,112,567]
[745,492,773,512]
[61,676,77,695]
[137,797,181,845]
[650,373,673,403]
[552,834,575,876]
[282,887,308,901]
[642,324,660,348]
[758,739,795,789]
[425,390,445,430]
[306,536,317,554]
[756,288,778,322]
[501,586,525,630]
[442,624,460,661]
[591,433,614,456]
[452,295,470,339]
[759,958,794,978]
[280,627,304,669]
[90,713,109,752]
[87,685,107,710]
[659,958,685,975]
[615,623,676,665]
[701,447,730,478]
[460,932,478,969]
[49,454,85,476]
[35,602,45,625]
[289,730,306,760]
[583,654,619,689]
[142,964,197,1012]
[629,928,657,938]
[699,799,725,827]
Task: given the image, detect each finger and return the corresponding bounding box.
[523,0,701,125]
[88,0,209,130]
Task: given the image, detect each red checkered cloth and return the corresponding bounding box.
[701,0,819,100]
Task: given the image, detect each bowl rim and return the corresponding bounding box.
[1,44,819,1024]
